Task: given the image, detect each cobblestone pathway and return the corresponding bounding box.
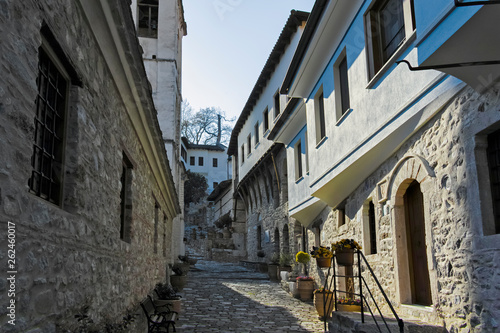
[175,260,327,332]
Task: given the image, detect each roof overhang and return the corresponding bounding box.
[289,197,327,228]
[418,5,500,92]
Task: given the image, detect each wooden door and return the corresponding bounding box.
[404,181,432,306]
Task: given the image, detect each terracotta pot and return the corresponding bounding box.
[314,292,334,318]
[297,280,315,300]
[170,275,188,292]
[337,304,361,312]
[335,248,354,266]
[316,257,332,268]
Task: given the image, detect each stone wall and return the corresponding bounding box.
[0,0,179,331]
[305,85,500,333]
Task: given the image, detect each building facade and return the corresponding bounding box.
[270,0,500,332]
[131,0,187,259]
[227,11,309,263]
[0,0,180,331]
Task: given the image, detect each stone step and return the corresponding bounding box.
[327,311,447,333]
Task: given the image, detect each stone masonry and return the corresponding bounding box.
[305,85,500,333]
[0,0,180,331]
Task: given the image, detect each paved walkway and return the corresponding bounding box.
[175,260,327,332]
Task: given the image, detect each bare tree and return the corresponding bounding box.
[181,100,234,146]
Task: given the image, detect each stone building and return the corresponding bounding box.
[0,0,181,331]
[227,11,309,264]
[269,0,500,332]
[131,0,187,260]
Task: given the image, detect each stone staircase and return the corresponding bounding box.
[327,311,448,333]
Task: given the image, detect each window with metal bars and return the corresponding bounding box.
[487,130,500,234]
[29,47,68,205]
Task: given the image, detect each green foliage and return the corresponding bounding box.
[279,252,293,266]
[184,170,208,206]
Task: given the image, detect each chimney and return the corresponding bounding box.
[216,114,222,145]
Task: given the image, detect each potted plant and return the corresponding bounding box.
[295,251,314,300]
[170,264,188,292]
[155,283,182,313]
[310,246,333,268]
[313,287,334,318]
[331,239,362,266]
[336,297,362,312]
[296,276,315,300]
[278,252,293,281]
[268,252,280,282]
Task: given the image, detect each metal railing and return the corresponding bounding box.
[319,249,404,333]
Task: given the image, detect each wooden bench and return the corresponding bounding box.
[140,295,178,333]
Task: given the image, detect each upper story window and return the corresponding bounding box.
[213,158,218,167]
[29,46,69,206]
[314,89,326,144]
[241,145,245,165]
[364,0,415,80]
[254,122,259,146]
[263,108,269,133]
[274,90,281,118]
[189,156,195,166]
[181,146,187,161]
[295,140,303,180]
[198,156,204,166]
[138,0,159,39]
[334,51,350,119]
[247,134,252,155]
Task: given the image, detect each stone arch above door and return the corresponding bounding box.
[383,154,437,306]
[377,154,435,204]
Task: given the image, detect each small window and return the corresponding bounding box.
[254,122,259,145]
[213,158,218,167]
[29,47,68,205]
[274,90,281,118]
[305,131,309,173]
[315,89,326,144]
[263,108,269,132]
[154,202,159,254]
[334,51,350,119]
[198,156,204,166]
[241,145,245,164]
[163,214,168,257]
[119,153,133,243]
[247,135,252,155]
[181,147,187,161]
[295,140,303,180]
[138,0,159,38]
[363,200,378,254]
[189,156,195,166]
[257,225,262,250]
[337,203,346,227]
[365,0,415,80]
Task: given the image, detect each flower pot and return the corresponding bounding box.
[337,304,361,312]
[314,292,334,318]
[297,280,315,300]
[170,275,188,292]
[289,281,300,298]
[335,249,354,266]
[316,257,332,268]
[268,264,279,282]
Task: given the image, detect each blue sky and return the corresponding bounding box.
[182,0,315,121]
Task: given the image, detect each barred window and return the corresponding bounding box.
[29,47,68,205]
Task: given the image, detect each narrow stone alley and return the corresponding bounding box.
[175,260,326,332]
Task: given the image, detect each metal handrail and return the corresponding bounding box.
[320,249,404,333]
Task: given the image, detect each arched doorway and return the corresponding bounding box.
[274,227,280,254]
[403,180,432,306]
[283,224,290,254]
